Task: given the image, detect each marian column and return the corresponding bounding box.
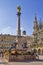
[16,6,23,49]
[17,6,21,36]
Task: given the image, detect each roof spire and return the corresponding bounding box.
[34,14,37,21]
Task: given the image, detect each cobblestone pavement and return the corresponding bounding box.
[0,55,43,65]
[9,61,43,65]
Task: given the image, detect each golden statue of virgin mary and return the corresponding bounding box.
[17,6,21,13]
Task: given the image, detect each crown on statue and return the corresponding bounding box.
[17,6,21,13]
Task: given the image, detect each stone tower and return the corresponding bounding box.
[22,30,26,36]
[33,15,39,32]
[33,16,39,44]
[39,18,43,29]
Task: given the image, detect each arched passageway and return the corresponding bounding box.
[33,49,37,53]
[38,49,41,55]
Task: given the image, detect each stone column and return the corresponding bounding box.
[17,6,21,36]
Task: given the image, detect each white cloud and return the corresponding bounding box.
[0,26,17,35]
[20,27,25,35]
[21,27,24,31]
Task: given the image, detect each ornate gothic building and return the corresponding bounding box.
[32,16,43,55]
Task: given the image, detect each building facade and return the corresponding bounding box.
[32,16,43,55]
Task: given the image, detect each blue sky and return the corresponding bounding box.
[0,0,43,36]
